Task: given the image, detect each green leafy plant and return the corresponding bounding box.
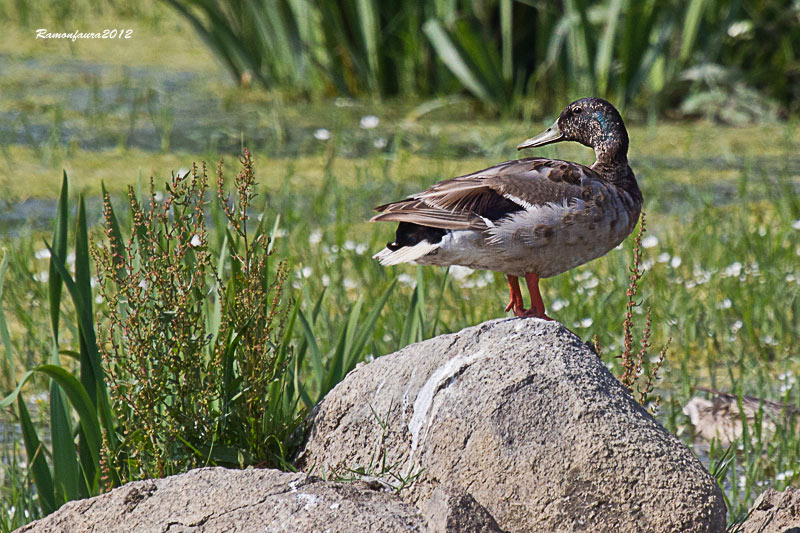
[0,173,121,518]
[163,0,800,115]
[92,150,301,479]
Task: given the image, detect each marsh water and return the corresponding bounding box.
[2,56,799,237]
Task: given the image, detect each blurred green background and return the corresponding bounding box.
[0,0,798,530]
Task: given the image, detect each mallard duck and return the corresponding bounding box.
[371,97,642,319]
[683,388,800,446]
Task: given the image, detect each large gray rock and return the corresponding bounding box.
[739,487,800,533]
[16,467,504,532]
[296,318,727,532]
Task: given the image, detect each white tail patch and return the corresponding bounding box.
[373,241,439,266]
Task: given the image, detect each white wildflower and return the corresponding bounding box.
[189,234,202,247]
[641,235,658,248]
[716,298,732,309]
[309,229,322,245]
[321,274,330,287]
[373,137,387,149]
[737,474,747,490]
[343,277,358,290]
[727,20,752,38]
[670,256,682,268]
[398,273,416,288]
[34,248,51,260]
[360,115,379,129]
[551,299,568,312]
[793,219,800,230]
[724,262,742,277]
[580,318,593,328]
[449,265,474,281]
[583,277,599,289]
[657,252,671,263]
[314,128,331,141]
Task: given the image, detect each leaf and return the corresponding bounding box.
[18,396,56,515]
[0,249,15,373]
[423,18,493,103]
[356,0,380,92]
[50,380,81,503]
[595,0,623,95]
[680,0,708,62]
[298,309,324,397]
[74,195,99,490]
[48,171,69,344]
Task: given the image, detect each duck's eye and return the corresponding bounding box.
[572,106,583,114]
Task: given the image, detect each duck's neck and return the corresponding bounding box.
[590,135,640,207]
[590,134,630,178]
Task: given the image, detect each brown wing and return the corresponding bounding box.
[371,158,594,231]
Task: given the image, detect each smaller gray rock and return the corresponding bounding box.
[16,467,502,533]
[739,487,800,533]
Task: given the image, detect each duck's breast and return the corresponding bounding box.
[487,180,640,277]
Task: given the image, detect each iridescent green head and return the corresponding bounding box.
[518,97,629,162]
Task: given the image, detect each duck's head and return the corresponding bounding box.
[517,97,628,163]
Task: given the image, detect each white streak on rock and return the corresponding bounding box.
[407,350,487,474]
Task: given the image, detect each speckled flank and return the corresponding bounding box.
[416,182,639,278]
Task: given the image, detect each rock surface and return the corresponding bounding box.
[739,487,800,533]
[296,318,727,532]
[16,467,504,533]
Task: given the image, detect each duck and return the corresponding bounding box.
[371,97,642,319]
[683,388,800,446]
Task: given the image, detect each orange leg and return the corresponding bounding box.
[505,275,525,317]
[523,273,552,320]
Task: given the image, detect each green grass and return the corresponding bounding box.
[0,126,797,527]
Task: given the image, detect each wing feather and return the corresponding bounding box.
[372,157,596,228]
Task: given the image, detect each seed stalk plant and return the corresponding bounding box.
[93,149,301,480]
[594,211,668,412]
